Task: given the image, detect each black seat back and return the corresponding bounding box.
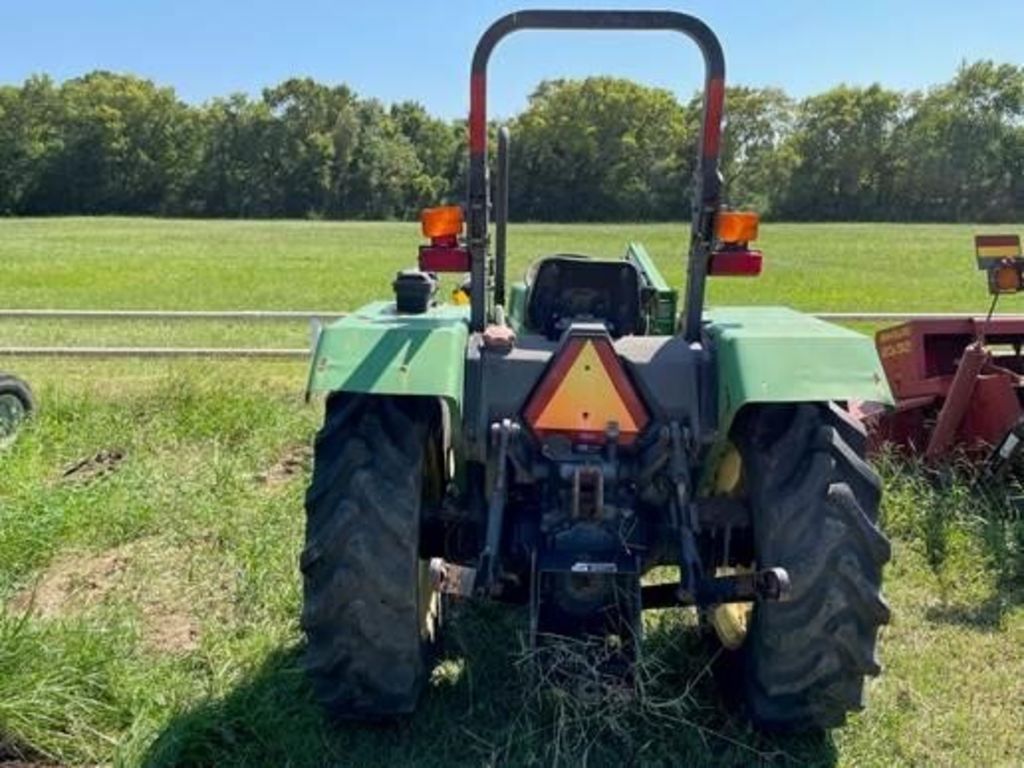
[525,255,642,339]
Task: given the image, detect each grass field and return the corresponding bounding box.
[0,218,1022,767]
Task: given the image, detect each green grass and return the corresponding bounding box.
[0,218,1022,767]
[0,217,1019,350]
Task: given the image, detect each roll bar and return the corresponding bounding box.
[466,10,726,341]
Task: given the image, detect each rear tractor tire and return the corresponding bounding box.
[720,403,891,731]
[300,394,442,719]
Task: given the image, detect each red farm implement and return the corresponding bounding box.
[857,234,1024,473]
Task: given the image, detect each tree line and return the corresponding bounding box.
[0,61,1021,222]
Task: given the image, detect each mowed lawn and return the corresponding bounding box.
[0,218,1021,767]
[1,217,1022,349]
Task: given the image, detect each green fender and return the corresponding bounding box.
[306,301,470,415]
[705,306,892,437]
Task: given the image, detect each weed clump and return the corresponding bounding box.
[471,613,783,767]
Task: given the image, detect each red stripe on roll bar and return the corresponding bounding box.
[470,73,487,153]
[702,77,724,157]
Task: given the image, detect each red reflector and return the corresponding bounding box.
[975,233,1022,261]
[523,334,649,445]
[419,245,470,273]
[708,249,762,277]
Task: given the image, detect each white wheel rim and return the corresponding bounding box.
[0,392,26,439]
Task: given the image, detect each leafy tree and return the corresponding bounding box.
[263,78,355,217]
[0,65,1021,222]
[190,94,279,217]
[508,77,694,221]
[27,72,196,214]
[390,101,462,205]
[777,84,903,220]
[718,86,796,214]
[336,100,427,219]
[893,61,1024,221]
[0,76,62,214]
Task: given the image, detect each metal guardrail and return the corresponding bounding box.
[0,308,334,358]
[814,312,1004,322]
[0,309,1007,323]
[0,309,345,322]
[0,309,1016,359]
[0,346,308,359]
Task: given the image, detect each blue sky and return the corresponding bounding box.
[2,1,1022,118]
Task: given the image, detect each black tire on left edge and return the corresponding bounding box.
[0,374,34,441]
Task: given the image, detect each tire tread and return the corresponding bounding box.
[737,403,890,731]
[300,394,434,719]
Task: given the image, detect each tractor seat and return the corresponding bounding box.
[524,254,642,340]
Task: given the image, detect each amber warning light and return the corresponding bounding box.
[975,234,1023,295]
[419,205,470,272]
[715,210,759,244]
[709,209,763,277]
[523,334,649,445]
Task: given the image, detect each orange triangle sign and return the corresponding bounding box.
[527,339,648,443]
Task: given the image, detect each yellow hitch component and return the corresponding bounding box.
[709,446,752,650]
[711,566,754,650]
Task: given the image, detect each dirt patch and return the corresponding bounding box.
[8,549,129,619]
[59,448,125,485]
[8,536,231,655]
[255,443,311,487]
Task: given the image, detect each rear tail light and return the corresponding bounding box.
[419,241,471,272]
[708,248,763,277]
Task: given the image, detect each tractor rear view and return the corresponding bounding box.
[300,10,892,732]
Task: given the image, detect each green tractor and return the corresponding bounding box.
[301,10,892,731]
[0,372,34,447]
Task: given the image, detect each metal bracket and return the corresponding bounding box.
[430,558,477,597]
[571,465,604,519]
[668,421,702,600]
[978,415,1024,488]
[476,418,519,594]
[643,566,791,609]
